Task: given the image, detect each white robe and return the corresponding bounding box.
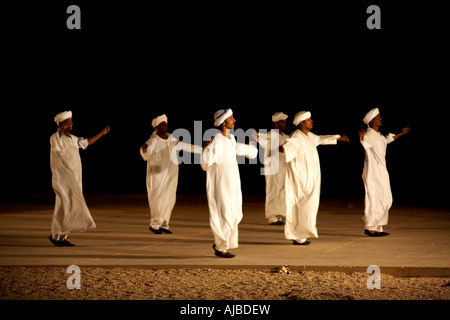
[201,133,258,252]
[140,132,202,229]
[257,130,289,222]
[50,131,95,239]
[360,128,395,230]
[282,130,340,241]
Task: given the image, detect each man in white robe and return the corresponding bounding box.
[49,111,110,246]
[140,114,202,234]
[254,112,289,225]
[280,111,349,245]
[359,108,410,237]
[202,109,258,258]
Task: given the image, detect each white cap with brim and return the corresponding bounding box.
[54,111,72,125]
[363,108,379,125]
[152,114,168,128]
[293,111,311,126]
[214,108,233,127]
[272,112,288,122]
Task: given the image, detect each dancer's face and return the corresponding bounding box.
[60,118,73,132]
[301,118,313,131]
[370,114,382,128]
[223,115,236,130]
[274,119,286,132]
[156,121,168,134]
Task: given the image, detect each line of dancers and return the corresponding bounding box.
[49,109,410,258]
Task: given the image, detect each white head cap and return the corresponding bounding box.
[293,111,311,126]
[272,112,288,122]
[152,114,168,128]
[363,108,380,125]
[214,108,233,127]
[54,111,72,125]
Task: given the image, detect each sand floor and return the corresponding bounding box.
[0,266,448,300]
[1,195,449,302]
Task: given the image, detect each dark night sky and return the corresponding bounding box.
[1,2,448,208]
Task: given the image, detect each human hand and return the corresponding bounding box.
[338,135,350,143]
[358,130,365,139]
[401,127,411,134]
[102,125,111,135]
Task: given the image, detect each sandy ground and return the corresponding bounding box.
[0,266,448,300]
[1,195,449,301]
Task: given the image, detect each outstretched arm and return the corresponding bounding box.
[236,141,258,159]
[393,127,411,140]
[88,125,110,145]
[175,141,203,154]
[337,135,350,143]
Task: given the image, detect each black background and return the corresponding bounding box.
[1,1,448,209]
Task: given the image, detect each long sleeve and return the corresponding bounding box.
[77,137,89,150]
[309,132,340,146]
[385,133,395,144]
[201,143,215,171]
[50,133,64,156]
[360,137,371,150]
[360,128,394,149]
[140,137,155,161]
[174,141,203,154]
[317,134,340,146]
[236,142,258,159]
[51,133,88,154]
[140,147,149,161]
[256,132,269,150]
[282,134,302,164]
